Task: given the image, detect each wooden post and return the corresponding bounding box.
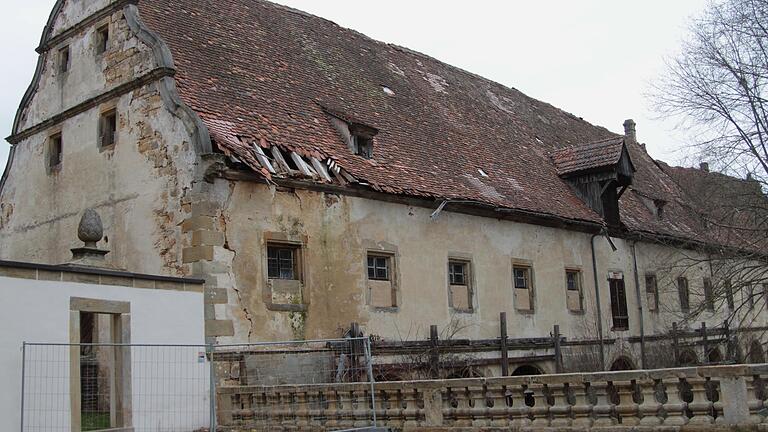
[500,312,509,376]
[553,325,563,373]
[672,322,680,366]
[723,320,732,362]
[429,325,439,379]
[701,322,709,363]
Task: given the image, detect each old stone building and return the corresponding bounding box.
[1,0,766,375]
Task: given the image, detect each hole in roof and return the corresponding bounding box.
[478,169,489,178]
[382,86,395,96]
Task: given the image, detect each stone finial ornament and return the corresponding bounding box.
[78,208,104,248]
[69,208,110,267]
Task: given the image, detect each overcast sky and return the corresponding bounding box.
[0,0,709,173]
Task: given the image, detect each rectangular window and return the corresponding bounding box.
[610,277,629,330]
[267,244,298,280]
[99,110,117,148]
[678,277,690,311]
[565,269,583,312]
[49,133,63,168]
[367,255,390,281]
[96,24,109,54]
[58,46,70,73]
[353,135,373,159]
[645,274,658,312]
[703,277,714,311]
[448,260,472,311]
[513,265,534,311]
[726,279,735,309]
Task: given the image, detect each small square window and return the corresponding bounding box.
[449,261,467,286]
[367,255,390,281]
[49,133,62,168]
[267,244,298,280]
[99,110,117,148]
[58,46,70,73]
[96,25,109,55]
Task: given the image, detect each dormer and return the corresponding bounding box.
[323,107,379,159]
[551,121,637,226]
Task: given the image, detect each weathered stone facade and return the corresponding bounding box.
[1,0,766,373]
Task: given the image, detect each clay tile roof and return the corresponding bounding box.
[550,137,626,176]
[135,0,765,247]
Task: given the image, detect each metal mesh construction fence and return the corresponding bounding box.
[21,338,376,431]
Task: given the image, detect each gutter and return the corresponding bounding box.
[630,241,646,368]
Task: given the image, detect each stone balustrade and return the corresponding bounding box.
[216,364,768,431]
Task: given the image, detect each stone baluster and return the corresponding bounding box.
[591,381,616,427]
[294,391,309,427]
[401,388,421,427]
[570,382,594,428]
[306,390,322,428]
[509,386,532,428]
[323,390,340,428]
[661,378,689,426]
[353,389,370,427]
[486,385,510,427]
[528,383,551,427]
[746,375,766,424]
[452,386,473,426]
[338,390,355,429]
[614,379,640,426]
[469,384,490,427]
[548,382,573,428]
[637,378,662,426]
[687,376,714,425]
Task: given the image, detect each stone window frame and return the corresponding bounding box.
[511,258,535,313]
[95,21,111,56]
[58,44,71,75]
[564,266,585,314]
[261,232,308,312]
[363,240,400,312]
[447,252,475,314]
[46,127,64,173]
[69,297,132,432]
[98,105,118,151]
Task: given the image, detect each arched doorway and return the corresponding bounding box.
[511,364,543,376]
[610,356,636,371]
[749,341,765,363]
[678,349,698,366]
[707,347,723,364]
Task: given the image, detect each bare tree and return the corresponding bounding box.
[652,0,768,182]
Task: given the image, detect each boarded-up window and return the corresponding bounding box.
[610,277,629,330]
[703,277,714,311]
[99,110,117,148]
[677,277,690,311]
[645,274,658,312]
[448,260,472,311]
[513,265,534,312]
[565,269,583,312]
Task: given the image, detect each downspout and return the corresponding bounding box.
[630,241,646,369]
[591,232,606,370]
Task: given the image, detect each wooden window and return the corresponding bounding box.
[677,277,690,311]
[448,260,472,311]
[353,135,373,159]
[645,274,658,312]
[367,254,390,281]
[96,24,109,54]
[99,110,117,148]
[58,46,70,73]
[703,277,714,311]
[513,265,534,311]
[267,244,299,280]
[565,269,583,312]
[609,277,629,330]
[49,133,63,169]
